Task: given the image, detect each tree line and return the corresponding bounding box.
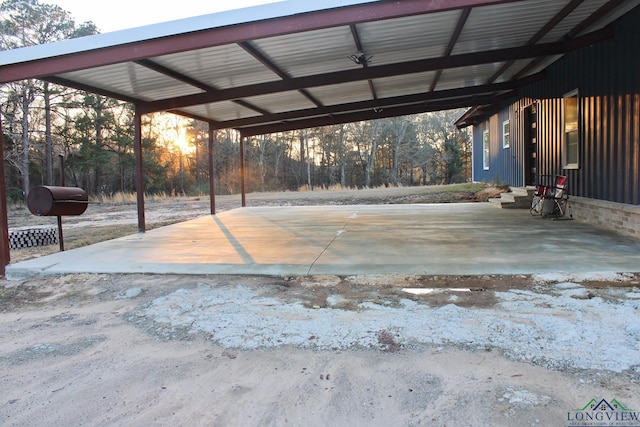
[0,0,472,201]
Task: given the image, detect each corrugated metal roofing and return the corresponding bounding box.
[456,1,569,54]
[373,73,435,99]
[0,0,638,136]
[246,91,318,114]
[58,63,205,101]
[181,101,257,122]
[438,64,504,90]
[152,44,278,90]
[357,11,461,64]
[307,81,375,106]
[251,26,359,78]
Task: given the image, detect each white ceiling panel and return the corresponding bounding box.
[454,1,567,55]
[152,44,280,90]
[252,26,360,78]
[57,63,204,101]
[306,81,374,106]
[357,10,462,64]
[539,0,638,43]
[436,64,504,91]
[373,72,435,99]
[181,101,260,122]
[244,91,317,115]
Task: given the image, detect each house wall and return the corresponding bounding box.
[472,99,538,188]
[525,44,640,205]
[472,5,640,235]
[474,109,519,185]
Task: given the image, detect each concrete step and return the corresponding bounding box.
[512,187,536,197]
[489,187,534,209]
[489,197,520,209]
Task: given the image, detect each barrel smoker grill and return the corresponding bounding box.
[26,186,88,251]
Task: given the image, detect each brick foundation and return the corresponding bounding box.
[569,196,640,238]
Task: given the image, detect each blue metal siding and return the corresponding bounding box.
[472,99,529,187]
[474,5,640,205]
[473,115,513,184]
[527,67,640,204]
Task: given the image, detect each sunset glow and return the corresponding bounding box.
[173,133,196,155]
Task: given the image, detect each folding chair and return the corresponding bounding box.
[530,182,549,216]
[540,175,569,218]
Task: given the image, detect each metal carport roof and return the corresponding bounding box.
[0,0,637,136]
[0,0,638,275]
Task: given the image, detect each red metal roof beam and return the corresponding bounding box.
[217,72,546,130]
[237,96,508,138]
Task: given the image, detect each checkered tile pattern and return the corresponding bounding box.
[9,227,58,249]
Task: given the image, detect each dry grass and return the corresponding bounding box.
[297,183,399,192]
[90,192,179,205]
[297,182,485,194]
[88,183,488,203]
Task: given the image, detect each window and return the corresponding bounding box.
[564,90,579,168]
[483,130,490,170]
[502,120,510,149]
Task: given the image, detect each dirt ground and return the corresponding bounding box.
[2,186,640,426]
[2,273,640,426]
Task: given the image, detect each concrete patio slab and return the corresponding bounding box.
[6,203,640,279]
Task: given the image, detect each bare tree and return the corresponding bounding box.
[0,0,97,194]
